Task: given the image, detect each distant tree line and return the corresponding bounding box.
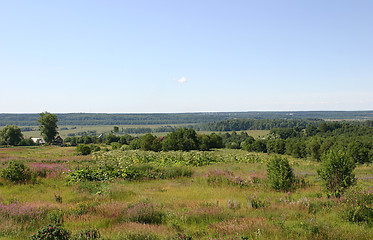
[67,127,223,152]
[1,111,373,126]
[197,118,324,131]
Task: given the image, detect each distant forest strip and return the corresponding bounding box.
[0,111,373,126]
[196,119,325,131]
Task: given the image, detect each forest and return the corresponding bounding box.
[0,111,372,126]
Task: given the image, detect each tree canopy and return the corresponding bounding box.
[38,112,59,144]
[0,125,23,145]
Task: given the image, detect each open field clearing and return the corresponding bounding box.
[10,125,269,140]
[0,146,372,239]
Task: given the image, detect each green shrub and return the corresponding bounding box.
[90,145,101,152]
[266,156,296,191]
[1,159,32,183]
[342,186,373,225]
[75,144,91,155]
[317,150,356,197]
[111,142,122,150]
[31,224,70,240]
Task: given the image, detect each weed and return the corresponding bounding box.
[31,224,70,240]
[126,201,164,224]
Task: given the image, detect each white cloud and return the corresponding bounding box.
[174,77,187,83]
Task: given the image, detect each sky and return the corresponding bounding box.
[0,0,372,113]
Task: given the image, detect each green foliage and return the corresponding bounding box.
[90,144,101,152]
[110,142,121,150]
[348,140,370,164]
[129,138,141,150]
[31,224,70,240]
[105,133,120,144]
[266,156,296,191]
[0,159,32,183]
[342,186,373,225]
[72,228,101,240]
[247,194,271,208]
[125,164,192,180]
[318,150,356,197]
[140,133,161,152]
[125,201,164,224]
[113,126,119,133]
[124,232,160,240]
[0,125,23,145]
[162,128,199,151]
[47,209,64,225]
[75,144,92,155]
[38,112,59,144]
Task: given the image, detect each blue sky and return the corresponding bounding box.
[1,0,372,113]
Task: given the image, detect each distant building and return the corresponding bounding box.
[31,138,45,144]
[54,136,64,145]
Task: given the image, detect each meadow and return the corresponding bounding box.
[14,125,269,140]
[0,146,372,240]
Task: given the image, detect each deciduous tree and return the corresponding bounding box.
[38,112,58,144]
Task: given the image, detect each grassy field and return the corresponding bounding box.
[5,125,269,139]
[0,146,372,239]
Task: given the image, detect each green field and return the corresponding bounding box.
[11,125,269,139]
[0,146,372,239]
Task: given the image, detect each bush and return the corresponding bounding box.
[90,145,101,152]
[31,224,70,240]
[1,159,32,183]
[75,144,92,155]
[318,150,356,197]
[110,142,122,150]
[266,156,296,191]
[342,186,373,225]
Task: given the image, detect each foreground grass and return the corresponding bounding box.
[0,146,372,239]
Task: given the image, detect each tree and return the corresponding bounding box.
[38,112,58,144]
[162,128,199,151]
[0,125,23,145]
[347,140,370,164]
[113,126,119,133]
[140,133,161,152]
[318,150,356,197]
[266,156,296,191]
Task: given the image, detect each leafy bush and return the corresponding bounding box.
[317,150,356,197]
[90,145,101,152]
[266,156,296,191]
[1,159,32,183]
[72,228,101,240]
[31,224,70,240]
[75,144,91,155]
[110,142,122,150]
[342,186,373,225]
